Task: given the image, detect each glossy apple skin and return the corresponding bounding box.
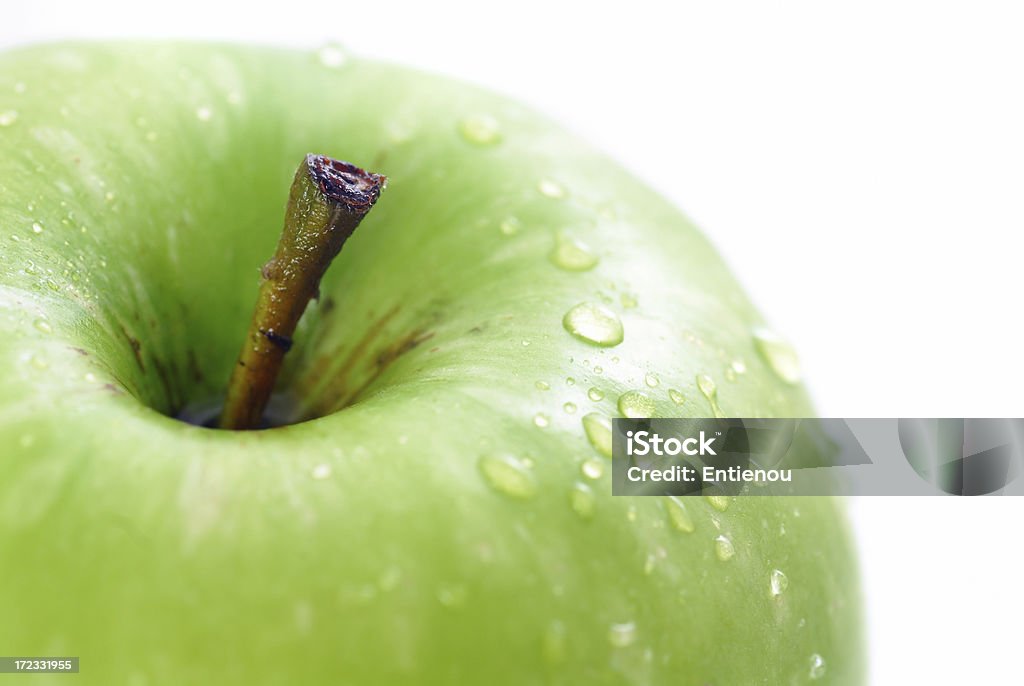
[0,44,863,684]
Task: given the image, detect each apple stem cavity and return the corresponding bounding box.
[219,154,386,430]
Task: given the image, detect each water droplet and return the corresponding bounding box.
[535,380,550,391]
[644,372,660,388]
[714,535,735,561]
[626,504,638,522]
[317,43,349,69]
[386,120,413,143]
[31,222,42,234]
[24,260,37,275]
[568,482,596,519]
[668,389,685,405]
[581,413,613,457]
[563,302,623,347]
[195,106,213,122]
[809,654,827,680]
[752,327,801,384]
[437,584,468,608]
[550,232,599,271]
[521,339,531,347]
[581,458,604,480]
[666,496,695,533]
[565,376,575,386]
[537,178,566,199]
[33,319,52,334]
[29,355,48,370]
[770,569,789,597]
[593,365,603,374]
[696,374,725,418]
[105,191,116,202]
[84,372,98,384]
[620,292,638,309]
[377,565,403,592]
[533,413,550,428]
[478,454,537,499]
[311,463,332,480]
[618,390,655,418]
[704,494,730,512]
[587,387,605,402]
[731,359,747,374]
[542,620,568,664]
[724,367,737,382]
[458,114,501,146]
[289,600,314,634]
[608,622,637,648]
[0,110,17,127]
[338,583,376,606]
[563,401,577,414]
[499,216,521,236]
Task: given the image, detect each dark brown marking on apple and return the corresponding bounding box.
[119,324,145,372]
[331,328,433,410]
[303,304,401,388]
[306,154,386,214]
[151,357,176,411]
[293,305,405,418]
[187,349,203,382]
[259,328,293,352]
[70,347,88,356]
[376,330,434,367]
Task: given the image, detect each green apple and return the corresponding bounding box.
[0,43,863,684]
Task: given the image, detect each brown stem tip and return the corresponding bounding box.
[218,154,386,430]
[308,154,386,211]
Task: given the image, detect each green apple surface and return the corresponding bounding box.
[0,43,863,684]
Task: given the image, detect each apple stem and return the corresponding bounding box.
[219,154,386,430]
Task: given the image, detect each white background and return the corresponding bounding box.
[4,1,1023,682]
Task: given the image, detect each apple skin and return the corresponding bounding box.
[0,43,863,684]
